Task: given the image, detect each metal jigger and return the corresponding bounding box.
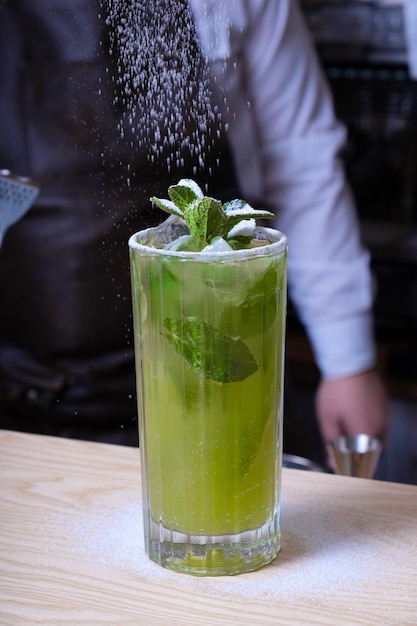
[327,434,382,479]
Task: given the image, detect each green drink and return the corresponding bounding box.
[129,180,287,576]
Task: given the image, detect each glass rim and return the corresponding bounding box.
[128,225,287,261]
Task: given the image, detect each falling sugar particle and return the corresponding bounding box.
[101,0,224,175]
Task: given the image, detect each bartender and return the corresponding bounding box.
[0,0,388,457]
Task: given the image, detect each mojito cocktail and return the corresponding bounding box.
[129,180,287,575]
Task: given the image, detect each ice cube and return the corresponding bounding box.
[201,237,234,253]
[144,215,189,247]
[164,234,195,251]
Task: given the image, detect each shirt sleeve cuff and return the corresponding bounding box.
[304,313,377,379]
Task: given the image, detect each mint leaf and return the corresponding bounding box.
[205,199,228,241]
[150,197,184,218]
[223,200,275,233]
[227,236,253,249]
[183,197,225,244]
[168,185,199,213]
[172,178,204,201]
[163,317,258,383]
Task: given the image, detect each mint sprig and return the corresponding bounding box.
[151,179,275,250]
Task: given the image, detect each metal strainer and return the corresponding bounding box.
[0,169,39,245]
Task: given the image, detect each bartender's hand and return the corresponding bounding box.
[315,369,389,459]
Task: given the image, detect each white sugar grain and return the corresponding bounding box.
[100,0,222,174]
[64,496,389,605]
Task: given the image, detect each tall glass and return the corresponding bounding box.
[129,223,287,576]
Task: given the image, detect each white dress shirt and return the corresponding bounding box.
[189,0,376,379]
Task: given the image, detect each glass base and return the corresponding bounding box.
[146,520,281,576]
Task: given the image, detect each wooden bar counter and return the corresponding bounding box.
[1,429,416,625]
